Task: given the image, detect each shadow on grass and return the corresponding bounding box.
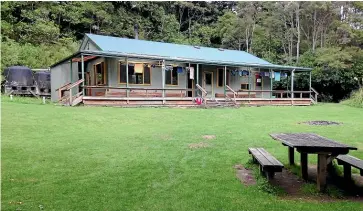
[245,159,363,200]
[245,159,286,196]
[286,162,363,198]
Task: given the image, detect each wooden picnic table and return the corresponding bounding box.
[270,133,357,191]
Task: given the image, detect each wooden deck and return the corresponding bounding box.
[82,96,312,107]
[76,85,316,107]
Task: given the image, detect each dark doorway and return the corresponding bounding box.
[187,71,194,97]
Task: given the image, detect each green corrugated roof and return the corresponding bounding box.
[51,34,312,71]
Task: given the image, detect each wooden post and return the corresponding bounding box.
[81,54,84,95]
[343,163,352,181]
[259,165,264,176]
[69,62,73,106]
[248,67,251,103]
[126,58,129,103]
[291,70,295,105]
[266,171,274,180]
[288,147,295,165]
[300,152,308,180]
[224,66,227,96]
[162,60,165,104]
[309,71,312,99]
[196,63,199,97]
[270,69,272,98]
[291,70,294,98]
[70,60,73,97]
[317,154,327,191]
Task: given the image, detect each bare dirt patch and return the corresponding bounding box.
[234,164,256,186]
[270,169,304,196]
[202,135,216,140]
[271,165,363,202]
[188,142,209,149]
[159,134,172,141]
[299,120,342,126]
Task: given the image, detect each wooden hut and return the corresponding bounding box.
[50,34,317,107]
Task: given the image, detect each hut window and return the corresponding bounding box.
[241,83,249,90]
[165,67,178,85]
[217,68,230,87]
[119,63,151,85]
[94,62,106,85]
[255,74,262,87]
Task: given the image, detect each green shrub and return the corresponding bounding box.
[341,88,363,108]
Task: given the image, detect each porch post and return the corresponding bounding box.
[224,66,227,96]
[126,57,129,99]
[270,69,273,98]
[291,69,295,99]
[70,61,73,83]
[162,60,165,103]
[196,63,199,96]
[248,67,251,91]
[81,54,84,95]
[70,61,73,96]
[259,68,262,98]
[309,71,312,99]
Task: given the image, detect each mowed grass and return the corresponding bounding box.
[2,99,363,211]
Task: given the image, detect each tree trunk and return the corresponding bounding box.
[296,4,300,63]
[312,9,317,52]
[188,9,191,42]
[179,7,184,34]
[250,23,256,53]
[245,28,249,53]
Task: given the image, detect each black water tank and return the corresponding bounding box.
[34,71,51,89]
[3,66,34,86]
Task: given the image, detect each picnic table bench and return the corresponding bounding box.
[270,133,357,191]
[336,155,363,180]
[248,148,284,180]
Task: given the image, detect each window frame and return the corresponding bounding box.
[255,73,262,88]
[240,83,250,90]
[118,62,152,85]
[217,68,230,87]
[93,61,107,86]
[165,66,179,86]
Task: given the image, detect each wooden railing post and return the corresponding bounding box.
[225,85,237,104]
[196,84,207,105]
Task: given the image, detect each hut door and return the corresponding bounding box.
[203,71,213,98]
[187,71,194,97]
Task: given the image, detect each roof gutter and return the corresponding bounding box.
[50,51,82,68]
[80,50,312,71]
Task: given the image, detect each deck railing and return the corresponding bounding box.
[82,85,315,105]
[56,79,84,106]
[310,87,319,104]
[83,86,195,102]
[224,89,314,99]
[225,85,237,104]
[195,84,208,105]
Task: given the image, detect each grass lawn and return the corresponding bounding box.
[2,98,363,210]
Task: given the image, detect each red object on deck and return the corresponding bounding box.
[195,97,203,105]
